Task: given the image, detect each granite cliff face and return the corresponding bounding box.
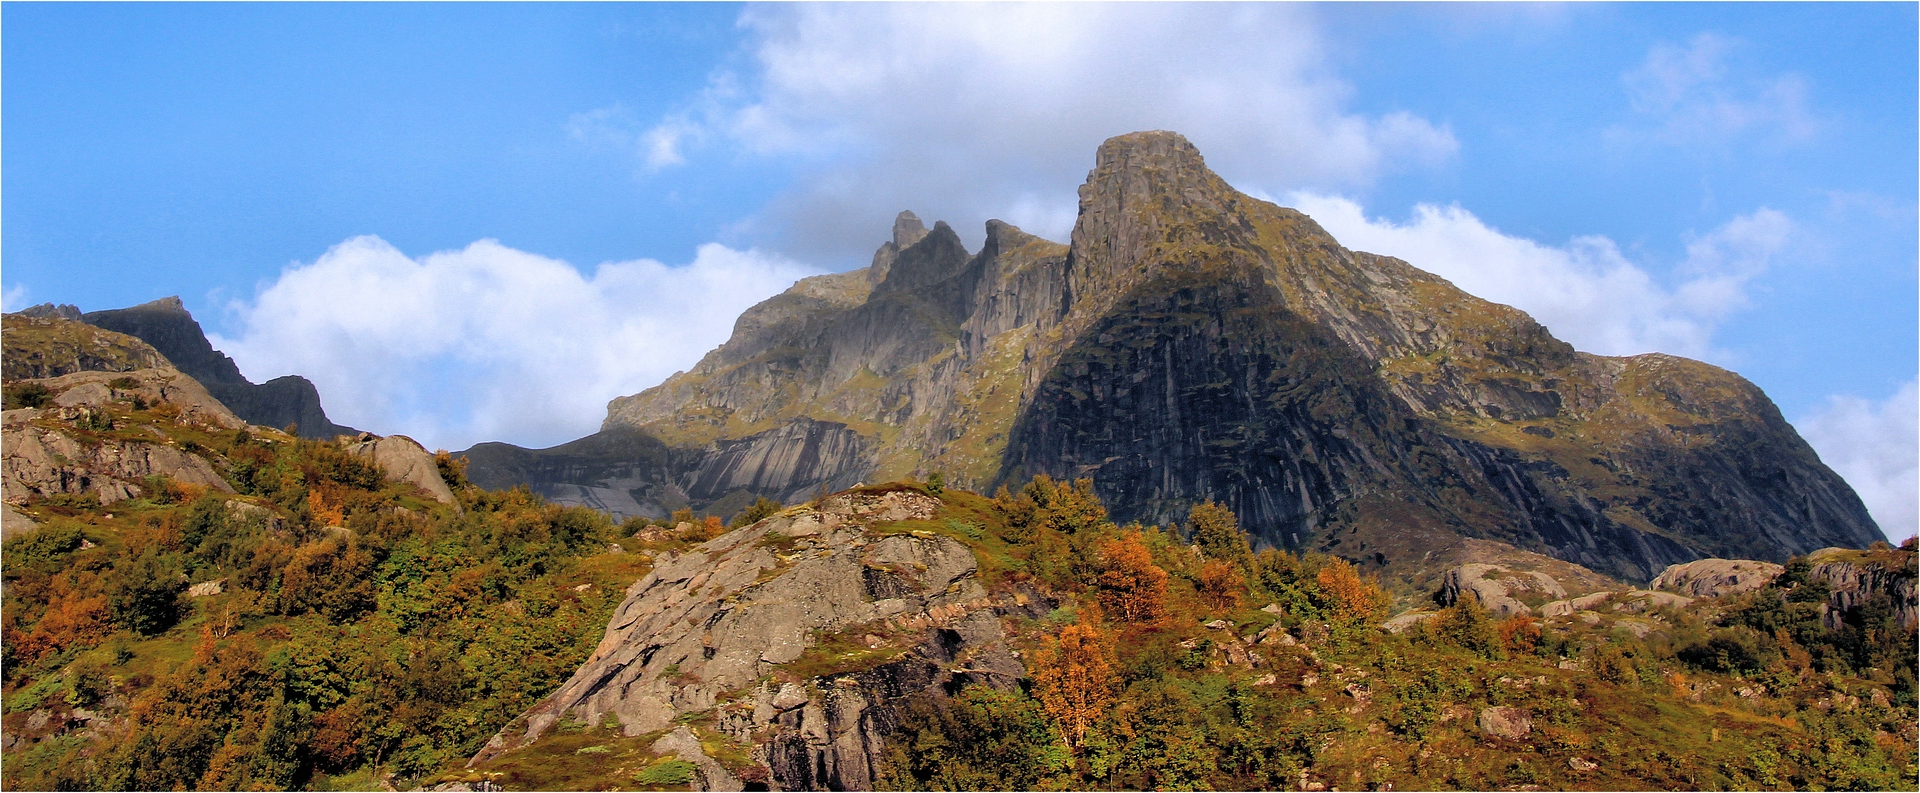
[78,297,358,439]
[465,131,1881,584]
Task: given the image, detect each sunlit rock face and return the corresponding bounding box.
[465,131,1881,585]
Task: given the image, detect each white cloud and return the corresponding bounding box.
[1796,381,1919,542]
[1,283,29,313]
[209,236,817,451]
[1287,193,1792,359]
[629,3,1455,253]
[1617,33,1818,146]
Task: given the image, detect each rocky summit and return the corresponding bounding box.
[62,297,359,440]
[468,131,1879,586]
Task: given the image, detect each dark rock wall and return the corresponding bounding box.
[684,419,877,506]
[82,297,357,439]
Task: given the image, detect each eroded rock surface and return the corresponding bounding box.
[344,433,459,507]
[3,408,235,505]
[1438,564,1566,617]
[474,488,1043,790]
[1651,558,1784,598]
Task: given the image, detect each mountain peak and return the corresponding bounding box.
[137,296,189,314]
[892,210,930,249]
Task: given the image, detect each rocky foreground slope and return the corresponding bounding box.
[469,488,1043,790]
[466,131,1879,585]
[454,480,1915,792]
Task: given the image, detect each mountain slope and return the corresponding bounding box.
[466,131,1880,583]
[77,297,358,439]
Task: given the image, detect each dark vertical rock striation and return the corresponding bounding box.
[467,131,1881,582]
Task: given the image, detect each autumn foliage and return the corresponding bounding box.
[1315,557,1386,623]
[1029,618,1115,747]
[1197,559,1246,611]
[1097,530,1169,624]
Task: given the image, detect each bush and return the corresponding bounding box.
[109,548,185,636]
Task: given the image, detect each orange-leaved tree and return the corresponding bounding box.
[1197,559,1246,612]
[1029,617,1115,747]
[1315,557,1387,623]
[1098,530,1169,624]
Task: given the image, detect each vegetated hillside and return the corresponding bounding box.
[17,298,360,440]
[469,474,1915,792]
[465,131,1879,589]
[3,367,1913,793]
[1,387,646,790]
[1,314,172,382]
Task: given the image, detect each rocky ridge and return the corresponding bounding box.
[471,131,1879,586]
[38,297,359,439]
[471,487,1043,790]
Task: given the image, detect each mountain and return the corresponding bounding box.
[68,297,358,440]
[463,131,1880,585]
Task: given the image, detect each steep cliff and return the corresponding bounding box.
[467,131,1880,584]
[80,297,358,439]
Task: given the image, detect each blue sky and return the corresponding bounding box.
[4,3,1914,537]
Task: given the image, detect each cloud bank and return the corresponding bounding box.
[1287,193,1791,359]
[634,3,1455,253]
[210,237,816,451]
[1796,382,1919,543]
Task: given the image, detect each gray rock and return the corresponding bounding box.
[651,726,742,792]
[1651,558,1784,598]
[1438,564,1542,617]
[344,433,460,508]
[2,503,39,540]
[3,407,236,505]
[473,488,1035,791]
[1478,706,1532,740]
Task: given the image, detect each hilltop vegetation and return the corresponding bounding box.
[3,419,1915,790]
[2,412,649,790]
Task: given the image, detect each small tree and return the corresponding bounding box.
[731,496,783,528]
[1098,530,1169,624]
[1198,559,1246,612]
[1188,501,1250,566]
[1315,557,1387,624]
[1030,618,1115,748]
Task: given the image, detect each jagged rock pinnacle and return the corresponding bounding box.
[892,210,930,249]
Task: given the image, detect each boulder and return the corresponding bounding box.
[344,433,460,508]
[1651,558,1784,598]
[2,503,39,539]
[1381,610,1439,634]
[1438,564,1556,617]
[1478,706,1532,740]
[650,726,742,792]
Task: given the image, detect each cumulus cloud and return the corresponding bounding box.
[1616,33,1818,146]
[631,3,1455,253]
[1796,382,1919,542]
[1287,193,1792,359]
[209,237,817,451]
[1,283,29,313]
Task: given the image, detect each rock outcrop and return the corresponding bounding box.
[3,408,236,505]
[343,432,459,507]
[2,313,171,380]
[1651,558,1785,598]
[466,131,1881,585]
[1805,547,1918,631]
[1438,564,1568,616]
[473,488,1041,791]
[79,297,358,439]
